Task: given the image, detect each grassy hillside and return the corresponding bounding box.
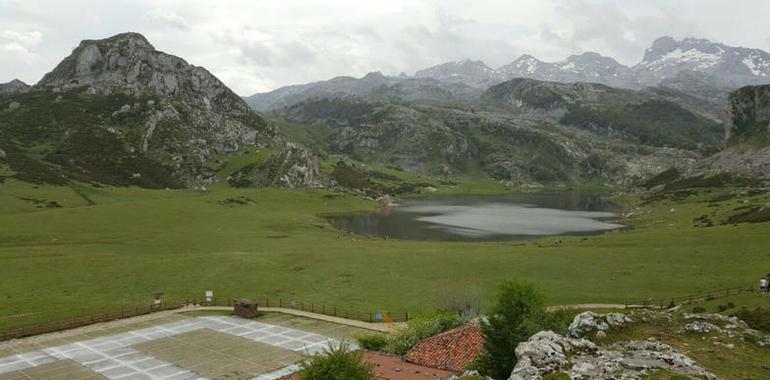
[0,178,768,332]
[0,90,180,188]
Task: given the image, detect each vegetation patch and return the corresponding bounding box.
[561,100,722,150]
[724,206,770,224]
[218,196,256,206]
[16,197,62,208]
[662,173,760,192]
[735,307,770,333]
[298,341,374,380]
[355,334,389,352]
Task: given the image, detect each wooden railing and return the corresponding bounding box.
[625,286,755,309]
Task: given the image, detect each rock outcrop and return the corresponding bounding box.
[510,331,717,380]
[687,85,770,182]
[723,84,770,144]
[568,311,633,339]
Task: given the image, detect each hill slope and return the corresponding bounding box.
[483,78,724,150]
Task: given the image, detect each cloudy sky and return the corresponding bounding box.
[2,0,770,95]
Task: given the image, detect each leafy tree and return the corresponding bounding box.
[298,341,374,380]
[474,279,565,380]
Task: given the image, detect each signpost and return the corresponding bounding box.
[151,292,163,310]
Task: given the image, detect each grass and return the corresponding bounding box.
[0,180,769,333]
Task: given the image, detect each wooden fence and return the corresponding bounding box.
[625,286,755,309]
[0,303,179,342]
[0,296,410,342]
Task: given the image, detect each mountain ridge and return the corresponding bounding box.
[246,36,770,113]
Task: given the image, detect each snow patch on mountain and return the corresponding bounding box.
[643,48,722,71]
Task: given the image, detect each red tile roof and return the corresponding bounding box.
[404,324,486,373]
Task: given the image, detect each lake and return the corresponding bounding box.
[329,191,625,241]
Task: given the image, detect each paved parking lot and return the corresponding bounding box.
[0,313,374,380]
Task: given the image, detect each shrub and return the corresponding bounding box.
[691,306,706,313]
[356,334,389,352]
[298,341,374,380]
[386,310,463,355]
[735,307,770,333]
[717,302,735,312]
[473,279,561,380]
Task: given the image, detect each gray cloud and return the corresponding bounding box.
[1,0,769,94]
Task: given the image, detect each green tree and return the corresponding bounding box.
[298,341,374,380]
[475,279,553,380]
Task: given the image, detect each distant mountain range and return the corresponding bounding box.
[246,36,770,112]
[415,36,770,89]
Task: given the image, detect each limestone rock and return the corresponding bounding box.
[568,311,633,338]
[510,333,717,380]
[684,321,721,334]
[510,331,596,380]
[684,313,749,328]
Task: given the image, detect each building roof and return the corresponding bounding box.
[404,324,486,373]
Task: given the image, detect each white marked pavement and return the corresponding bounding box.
[0,316,347,380]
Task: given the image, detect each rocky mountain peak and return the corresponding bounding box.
[361,71,388,81]
[414,59,497,85]
[500,54,545,75]
[36,32,251,116]
[0,79,31,96]
[643,36,679,61]
[9,32,321,189]
[636,36,770,88]
[565,51,620,66]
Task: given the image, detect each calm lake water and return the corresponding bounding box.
[330,191,625,241]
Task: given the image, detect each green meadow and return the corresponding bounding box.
[1,176,769,331]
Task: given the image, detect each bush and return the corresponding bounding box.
[735,307,770,333]
[356,334,389,352]
[473,279,562,380]
[386,310,463,355]
[717,302,735,312]
[298,341,374,380]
